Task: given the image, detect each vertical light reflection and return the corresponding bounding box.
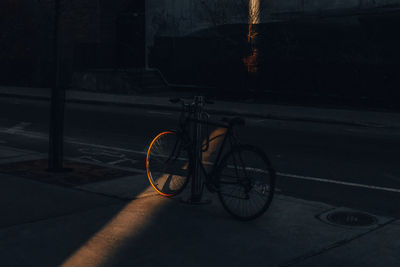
[243,48,259,73]
[249,0,260,25]
[248,0,260,42]
[244,0,260,73]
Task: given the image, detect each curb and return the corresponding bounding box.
[0,91,394,129]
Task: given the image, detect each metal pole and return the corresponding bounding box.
[48,0,65,171]
[144,0,149,69]
[180,96,211,205]
[190,96,204,202]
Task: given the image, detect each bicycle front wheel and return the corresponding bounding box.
[216,145,275,220]
[146,131,190,197]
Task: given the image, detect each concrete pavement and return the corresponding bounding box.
[1,86,400,129]
[0,145,398,266]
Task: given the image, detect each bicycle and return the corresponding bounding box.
[146,96,276,220]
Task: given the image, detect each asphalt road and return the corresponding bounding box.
[0,97,399,218]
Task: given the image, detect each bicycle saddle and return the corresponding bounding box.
[221,117,245,126]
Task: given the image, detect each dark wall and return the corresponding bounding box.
[0,0,53,87]
[149,11,400,109]
[0,0,146,88]
[72,0,145,71]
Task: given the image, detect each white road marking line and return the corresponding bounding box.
[6,122,31,134]
[70,140,147,155]
[108,159,137,165]
[70,156,146,174]
[78,148,125,158]
[77,155,103,164]
[147,111,173,116]
[0,127,147,155]
[277,172,400,193]
[0,127,44,139]
[2,127,400,194]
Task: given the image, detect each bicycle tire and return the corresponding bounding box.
[216,145,275,220]
[146,131,190,197]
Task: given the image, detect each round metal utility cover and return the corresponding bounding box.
[326,211,377,227]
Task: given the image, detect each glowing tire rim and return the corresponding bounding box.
[146,131,176,197]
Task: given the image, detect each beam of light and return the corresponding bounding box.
[201,127,227,171]
[61,128,227,266]
[61,188,168,266]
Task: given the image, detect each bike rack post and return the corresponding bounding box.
[180,96,211,205]
[190,96,203,202]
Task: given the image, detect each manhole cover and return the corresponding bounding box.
[325,210,377,227]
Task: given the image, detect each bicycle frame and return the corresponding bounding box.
[177,112,239,187]
[147,97,275,219]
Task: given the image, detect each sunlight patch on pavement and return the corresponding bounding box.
[202,127,227,172]
[61,187,168,266]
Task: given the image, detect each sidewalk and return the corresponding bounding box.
[0,144,398,266]
[1,86,400,129]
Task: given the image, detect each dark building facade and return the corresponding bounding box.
[2,0,400,108]
[0,0,145,87]
[146,0,400,108]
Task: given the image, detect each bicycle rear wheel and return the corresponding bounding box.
[216,145,275,220]
[146,131,190,197]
